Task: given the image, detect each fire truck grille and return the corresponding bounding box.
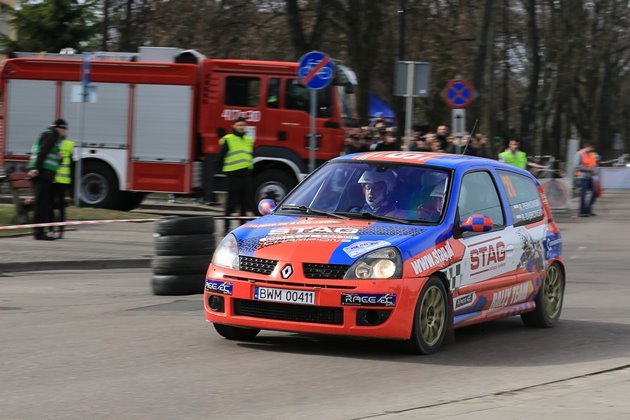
[233,299,344,325]
[303,263,350,279]
[239,256,277,275]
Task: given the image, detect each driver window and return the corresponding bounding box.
[458,171,504,228]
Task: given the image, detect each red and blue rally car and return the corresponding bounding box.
[204,152,565,354]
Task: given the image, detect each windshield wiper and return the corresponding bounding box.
[359,211,411,224]
[279,204,348,219]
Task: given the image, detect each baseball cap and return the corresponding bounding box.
[234,116,247,123]
[52,118,68,129]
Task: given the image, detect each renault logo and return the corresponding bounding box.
[281,264,293,279]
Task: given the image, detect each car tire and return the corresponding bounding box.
[254,170,296,204]
[155,216,215,236]
[403,276,449,355]
[151,274,205,295]
[151,255,211,275]
[213,323,260,341]
[117,191,147,211]
[521,262,564,328]
[154,234,216,256]
[80,161,121,209]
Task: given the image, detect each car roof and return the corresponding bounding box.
[335,151,527,173]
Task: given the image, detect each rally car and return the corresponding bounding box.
[204,152,565,354]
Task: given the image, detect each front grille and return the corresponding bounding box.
[239,256,277,275]
[234,299,344,325]
[303,263,350,279]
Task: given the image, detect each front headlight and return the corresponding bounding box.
[344,247,402,279]
[211,234,240,270]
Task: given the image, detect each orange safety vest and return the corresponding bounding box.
[575,149,597,177]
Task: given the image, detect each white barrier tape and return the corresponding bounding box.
[0,218,159,231]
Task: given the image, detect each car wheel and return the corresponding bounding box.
[403,276,448,354]
[213,323,260,341]
[521,262,564,328]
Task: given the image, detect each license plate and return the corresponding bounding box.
[254,286,316,305]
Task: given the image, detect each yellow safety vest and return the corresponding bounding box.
[55,139,75,184]
[221,133,254,172]
[499,150,527,169]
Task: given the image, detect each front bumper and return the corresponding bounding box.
[204,265,428,340]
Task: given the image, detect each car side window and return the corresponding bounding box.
[497,170,544,226]
[458,171,505,228]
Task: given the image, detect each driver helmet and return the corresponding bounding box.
[358,170,396,194]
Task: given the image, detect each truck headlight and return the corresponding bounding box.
[344,247,402,279]
[211,234,240,270]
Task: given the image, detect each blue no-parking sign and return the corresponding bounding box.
[298,51,334,90]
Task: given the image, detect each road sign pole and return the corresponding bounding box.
[404,62,414,151]
[309,90,317,173]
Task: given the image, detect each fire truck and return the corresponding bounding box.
[0,47,358,210]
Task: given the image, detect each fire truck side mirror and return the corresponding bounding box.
[344,83,355,94]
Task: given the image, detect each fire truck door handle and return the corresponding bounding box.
[277,131,287,141]
[281,122,299,126]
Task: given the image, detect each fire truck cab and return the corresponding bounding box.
[0,47,358,210]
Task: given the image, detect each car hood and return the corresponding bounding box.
[233,214,438,265]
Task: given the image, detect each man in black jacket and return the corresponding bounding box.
[27,119,67,240]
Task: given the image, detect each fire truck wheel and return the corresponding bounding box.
[151,255,211,275]
[80,161,121,209]
[151,274,205,295]
[117,192,147,211]
[254,170,296,204]
[154,234,216,256]
[155,216,215,236]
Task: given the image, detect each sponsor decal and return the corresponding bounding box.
[205,279,233,295]
[470,241,506,271]
[411,242,455,275]
[341,293,397,307]
[454,292,476,309]
[489,281,531,309]
[343,240,392,258]
[246,219,342,229]
[259,226,360,246]
[543,232,562,260]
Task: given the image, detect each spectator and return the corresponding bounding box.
[27,118,67,241]
[436,125,449,151]
[498,138,528,169]
[574,143,599,217]
[375,131,400,151]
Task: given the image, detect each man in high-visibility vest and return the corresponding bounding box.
[574,143,599,217]
[27,118,67,240]
[498,138,528,169]
[216,117,254,235]
[52,138,75,238]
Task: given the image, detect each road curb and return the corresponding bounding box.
[0,258,152,273]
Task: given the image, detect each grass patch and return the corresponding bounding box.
[0,204,157,236]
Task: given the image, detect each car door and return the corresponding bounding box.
[496,170,547,288]
[452,170,525,314]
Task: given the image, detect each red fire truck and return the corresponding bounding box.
[0,47,358,210]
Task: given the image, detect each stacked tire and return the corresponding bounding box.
[151,216,216,295]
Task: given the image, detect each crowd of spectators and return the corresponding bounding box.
[342,118,495,158]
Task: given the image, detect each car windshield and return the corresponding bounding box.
[278,161,451,223]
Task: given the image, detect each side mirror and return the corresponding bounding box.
[258,199,277,216]
[460,214,493,233]
[344,83,355,94]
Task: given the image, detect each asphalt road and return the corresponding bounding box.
[2,204,630,419]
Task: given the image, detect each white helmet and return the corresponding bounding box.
[358,170,395,193]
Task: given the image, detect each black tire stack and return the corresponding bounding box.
[151,216,216,295]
